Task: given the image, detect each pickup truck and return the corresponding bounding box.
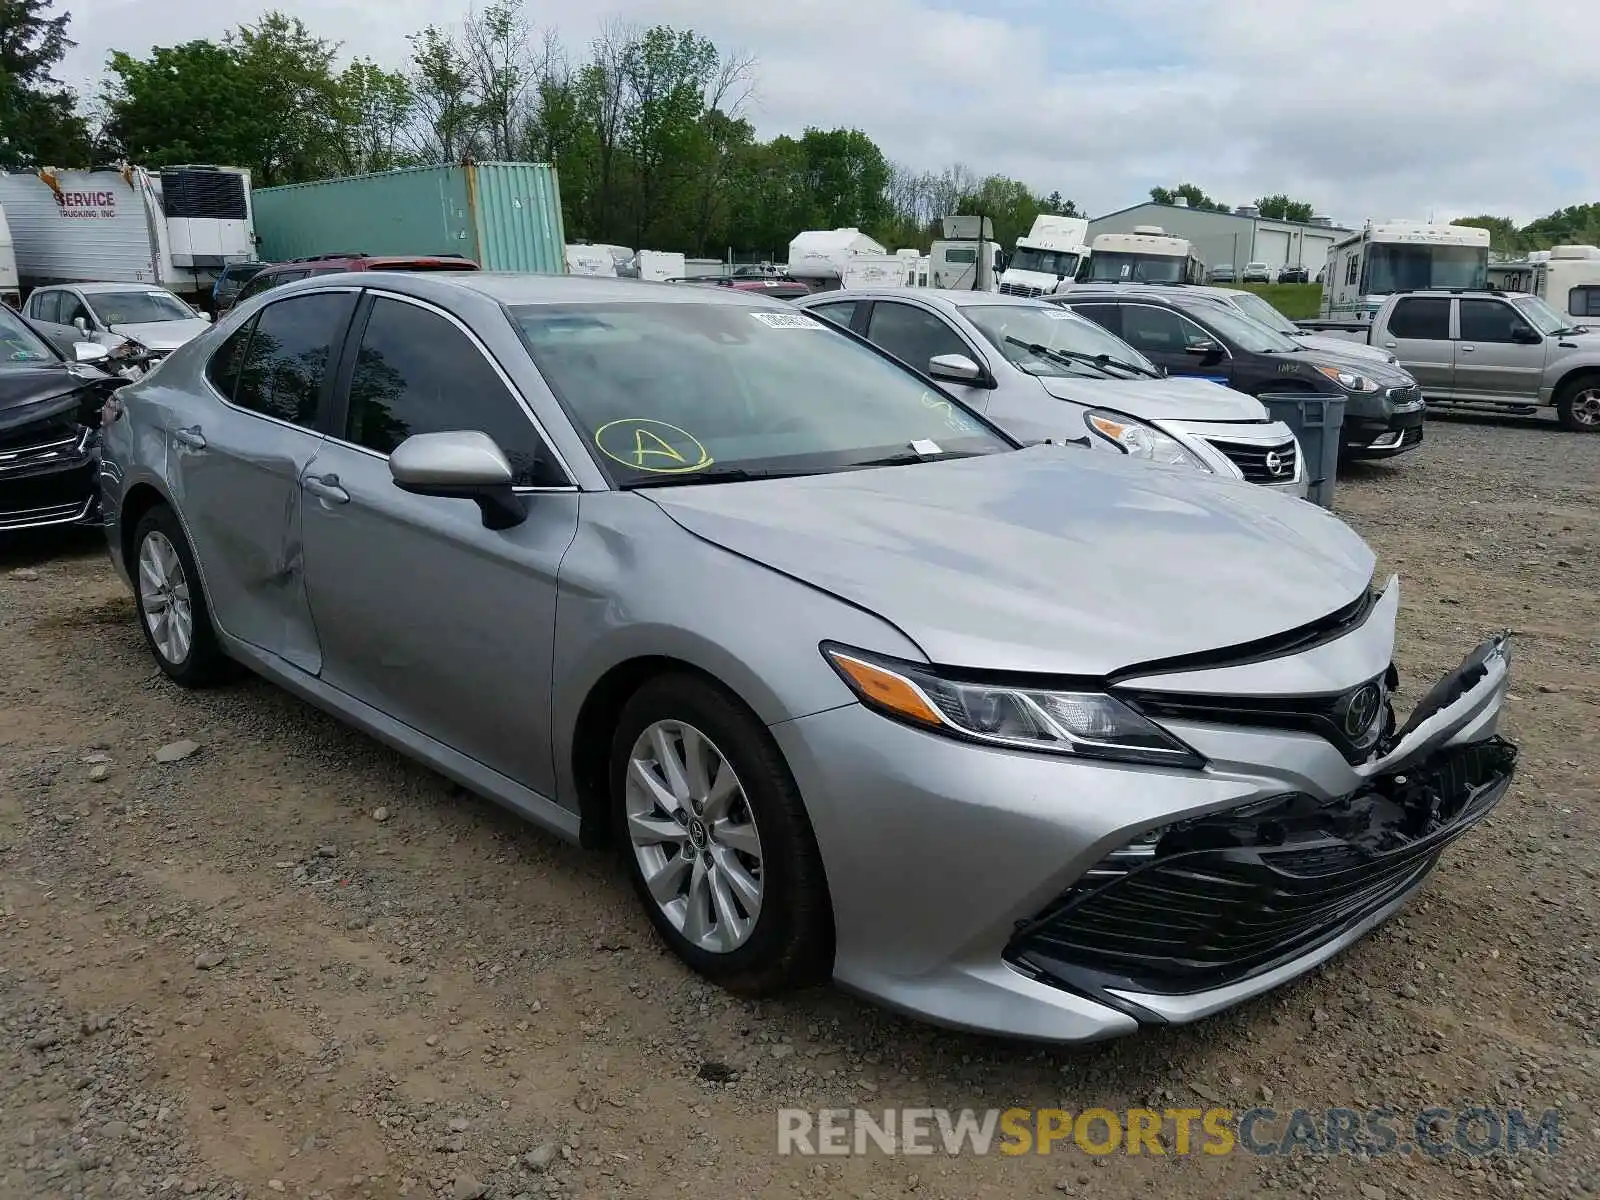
[1299,288,1600,431]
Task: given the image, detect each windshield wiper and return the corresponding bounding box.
[848,448,987,468]
[1006,336,1161,379]
[620,466,817,489]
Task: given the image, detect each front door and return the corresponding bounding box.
[1380,295,1455,396]
[859,299,992,412]
[1453,297,1547,402]
[170,289,357,673]
[1116,301,1234,385]
[300,292,579,797]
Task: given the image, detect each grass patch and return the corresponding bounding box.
[1217,282,1324,320]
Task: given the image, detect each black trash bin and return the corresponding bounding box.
[1259,394,1346,509]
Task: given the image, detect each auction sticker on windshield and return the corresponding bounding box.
[750,312,825,330]
[594,418,714,474]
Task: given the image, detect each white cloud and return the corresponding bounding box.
[58,0,1599,225]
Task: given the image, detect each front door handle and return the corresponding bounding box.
[172,426,207,449]
[1460,345,1475,352]
[304,473,350,504]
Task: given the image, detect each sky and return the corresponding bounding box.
[54,0,1599,227]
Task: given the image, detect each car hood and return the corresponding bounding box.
[108,318,210,351]
[646,445,1375,677]
[1035,374,1268,422]
[1280,347,1415,387]
[0,365,102,433]
[1292,332,1393,365]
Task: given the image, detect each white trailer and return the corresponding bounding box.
[635,249,686,283]
[786,228,888,289]
[1318,221,1489,322]
[999,214,1089,297]
[841,253,915,289]
[564,244,618,276]
[0,205,17,308]
[1533,244,1600,328]
[0,165,253,302]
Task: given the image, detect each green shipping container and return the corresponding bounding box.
[252,162,566,273]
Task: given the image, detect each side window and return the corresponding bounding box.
[1569,286,1600,319]
[232,293,355,428]
[30,291,60,324]
[59,294,92,327]
[344,296,560,487]
[808,300,858,329]
[1458,299,1533,344]
[1344,254,1360,286]
[1067,303,1121,337]
[1120,305,1194,354]
[235,273,276,305]
[205,319,256,401]
[1387,297,1451,340]
[864,302,969,370]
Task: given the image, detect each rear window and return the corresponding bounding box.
[366,260,480,273]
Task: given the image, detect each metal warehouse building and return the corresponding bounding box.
[1086,200,1353,275]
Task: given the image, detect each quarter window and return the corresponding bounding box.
[1344,254,1360,286]
[343,296,561,487]
[864,302,970,372]
[232,293,355,428]
[1458,299,1534,344]
[807,300,858,329]
[1388,297,1451,340]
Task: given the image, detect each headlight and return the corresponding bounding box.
[1083,410,1211,472]
[822,645,1204,768]
[1314,364,1380,392]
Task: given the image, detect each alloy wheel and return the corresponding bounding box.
[1571,388,1600,427]
[624,719,764,954]
[138,530,194,665]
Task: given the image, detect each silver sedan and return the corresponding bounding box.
[98,272,1516,1041]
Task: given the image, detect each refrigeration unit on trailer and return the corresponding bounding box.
[1534,245,1600,327]
[1081,225,1207,284]
[0,165,254,302]
[999,215,1089,297]
[1317,221,1489,323]
[785,227,889,290]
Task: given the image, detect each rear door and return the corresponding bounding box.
[1380,296,1454,397]
[1453,297,1546,402]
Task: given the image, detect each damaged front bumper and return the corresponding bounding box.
[0,420,101,532]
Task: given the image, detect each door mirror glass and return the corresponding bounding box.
[1511,325,1541,345]
[73,316,89,334]
[927,353,984,384]
[73,341,110,364]
[389,430,527,530]
[1184,339,1223,364]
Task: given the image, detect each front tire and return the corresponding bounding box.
[1555,375,1600,432]
[610,673,832,995]
[132,505,234,687]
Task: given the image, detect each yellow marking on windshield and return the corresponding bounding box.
[594,418,714,474]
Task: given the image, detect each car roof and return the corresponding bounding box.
[269,270,802,309]
[44,281,180,295]
[1055,287,1222,313]
[798,288,1053,312]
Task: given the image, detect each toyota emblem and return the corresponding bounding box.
[1341,682,1383,741]
[1264,450,1286,477]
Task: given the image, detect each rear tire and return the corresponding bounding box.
[610,673,832,996]
[1554,375,1600,432]
[131,506,235,687]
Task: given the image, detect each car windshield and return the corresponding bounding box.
[1510,294,1576,334]
[1084,252,1186,283]
[961,303,1159,378]
[1226,290,1299,334]
[1180,301,1302,353]
[0,306,57,363]
[1364,244,1487,294]
[1009,247,1081,277]
[511,302,1013,485]
[87,290,195,325]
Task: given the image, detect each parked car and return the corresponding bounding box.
[1051,288,1427,458]
[99,271,1518,1042]
[24,282,212,365]
[1296,289,1600,431]
[795,288,1307,495]
[0,303,118,532]
[1277,265,1310,284]
[230,252,481,310]
[1241,262,1272,283]
[212,261,270,313]
[1208,263,1236,283]
[668,276,814,301]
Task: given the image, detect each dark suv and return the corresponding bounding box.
[228,253,480,311]
[1050,288,1427,458]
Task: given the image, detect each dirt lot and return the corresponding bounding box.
[2,415,1597,1200]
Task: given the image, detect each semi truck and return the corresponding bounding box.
[1311,221,1490,325]
[998,215,1089,298]
[0,165,254,303]
[1079,226,1207,284]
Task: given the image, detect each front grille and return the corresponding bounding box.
[1205,437,1299,483]
[0,497,92,529]
[1006,738,1516,998]
[999,282,1045,298]
[0,427,88,474]
[1387,385,1423,408]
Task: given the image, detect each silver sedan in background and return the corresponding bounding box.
[98,273,1516,1041]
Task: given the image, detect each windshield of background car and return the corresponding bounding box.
[1228,290,1299,333]
[1084,252,1185,283]
[1510,294,1573,333]
[962,304,1159,378]
[87,290,195,325]
[1179,301,1302,353]
[0,306,57,363]
[511,302,1013,483]
[1010,247,1081,276]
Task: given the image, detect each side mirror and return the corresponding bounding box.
[389,430,527,530]
[1184,340,1224,365]
[199,311,213,324]
[73,341,110,364]
[73,316,89,335]
[1510,326,1541,345]
[927,353,985,385]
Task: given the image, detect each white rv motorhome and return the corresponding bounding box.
[1534,244,1600,329]
[1318,221,1489,322]
[0,165,254,302]
[999,215,1089,297]
[1080,225,1206,284]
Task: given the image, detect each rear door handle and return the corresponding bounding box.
[172,426,206,449]
[304,473,350,504]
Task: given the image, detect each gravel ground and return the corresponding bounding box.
[1,415,1596,1200]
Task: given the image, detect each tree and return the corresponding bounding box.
[461,0,533,160]
[1519,203,1600,250]
[1043,190,1080,218]
[0,0,91,168]
[101,40,259,169]
[330,59,416,175]
[227,12,343,184]
[621,27,717,247]
[1255,193,1314,223]
[1453,215,1523,254]
[407,23,479,163]
[1150,182,1229,213]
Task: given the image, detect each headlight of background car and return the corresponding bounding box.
[1083,409,1211,472]
[822,645,1204,768]
[1314,364,1380,392]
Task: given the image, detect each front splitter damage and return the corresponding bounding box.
[1006,736,1517,1015]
